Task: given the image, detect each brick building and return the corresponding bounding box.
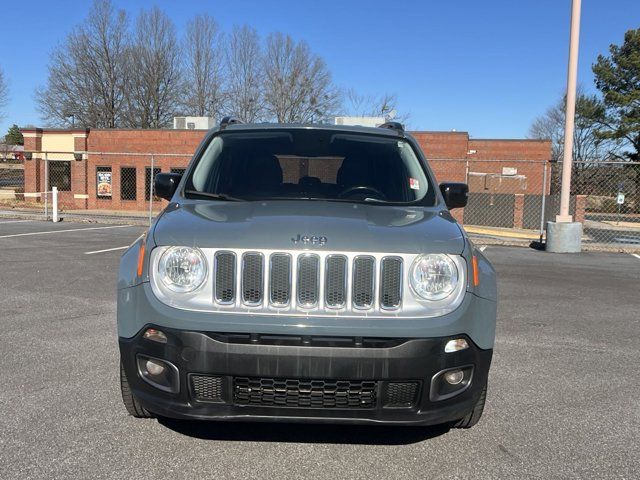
[20,127,564,227]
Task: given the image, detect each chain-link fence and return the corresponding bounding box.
[2,151,639,251]
[432,158,556,239]
[558,160,640,248]
[0,159,27,207]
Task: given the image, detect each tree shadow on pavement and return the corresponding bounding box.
[158,418,450,445]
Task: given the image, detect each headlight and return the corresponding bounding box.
[158,246,207,293]
[409,254,459,301]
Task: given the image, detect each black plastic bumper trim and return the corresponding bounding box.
[119,325,493,425]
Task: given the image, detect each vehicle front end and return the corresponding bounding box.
[117,122,497,428]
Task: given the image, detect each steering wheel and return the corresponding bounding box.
[337,185,387,200]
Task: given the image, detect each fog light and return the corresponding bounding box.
[444,369,464,385]
[444,338,469,353]
[143,328,167,343]
[145,359,165,376]
[136,355,179,393]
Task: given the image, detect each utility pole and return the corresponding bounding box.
[546,0,583,252]
[557,0,582,222]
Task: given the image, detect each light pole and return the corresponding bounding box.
[557,0,582,222]
[546,0,584,253]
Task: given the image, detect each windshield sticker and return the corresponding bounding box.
[409,178,420,190]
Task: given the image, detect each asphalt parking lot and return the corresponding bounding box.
[0,219,638,479]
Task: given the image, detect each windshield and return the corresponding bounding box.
[186,129,435,205]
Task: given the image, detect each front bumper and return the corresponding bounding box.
[120,326,492,425]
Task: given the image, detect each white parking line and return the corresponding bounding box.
[84,246,129,255]
[632,253,640,261]
[0,220,35,224]
[479,245,487,252]
[0,224,131,239]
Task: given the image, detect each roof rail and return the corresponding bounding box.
[219,116,243,130]
[378,121,404,133]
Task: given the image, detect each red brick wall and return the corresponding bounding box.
[412,134,552,194]
[86,130,205,211]
[412,132,470,184]
[466,139,551,195]
[22,131,42,193]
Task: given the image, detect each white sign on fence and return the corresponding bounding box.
[616,193,625,205]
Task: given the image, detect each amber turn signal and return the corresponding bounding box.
[472,255,480,287]
[137,241,146,277]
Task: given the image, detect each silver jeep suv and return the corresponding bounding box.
[117,119,497,429]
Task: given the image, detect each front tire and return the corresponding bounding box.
[453,384,487,429]
[120,361,155,418]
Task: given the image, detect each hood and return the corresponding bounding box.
[153,200,465,254]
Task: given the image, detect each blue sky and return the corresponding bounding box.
[1,0,638,138]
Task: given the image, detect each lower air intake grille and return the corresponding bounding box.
[191,375,224,402]
[234,377,377,409]
[383,382,420,408]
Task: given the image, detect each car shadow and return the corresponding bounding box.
[157,417,450,445]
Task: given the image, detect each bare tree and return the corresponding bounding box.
[182,14,226,119]
[263,33,340,123]
[226,25,264,122]
[343,88,408,123]
[528,87,617,193]
[0,67,8,121]
[529,87,611,163]
[36,0,128,127]
[125,7,182,128]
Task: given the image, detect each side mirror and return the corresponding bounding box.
[439,182,469,209]
[154,173,182,201]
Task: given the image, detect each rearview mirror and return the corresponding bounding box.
[154,173,182,201]
[439,182,469,209]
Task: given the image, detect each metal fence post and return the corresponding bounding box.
[44,152,49,220]
[149,154,154,226]
[538,161,548,242]
[52,186,58,223]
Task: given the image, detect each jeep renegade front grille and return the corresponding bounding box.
[325,255,347,307]
[242,253,263,305]
[214,251,236,304]
[352,256,375,308]
[297,255,320,307]
[380,257,403,309]
[234,377,378,409]
[210,250,404,312]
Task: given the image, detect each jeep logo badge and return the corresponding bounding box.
[291,234,327,246]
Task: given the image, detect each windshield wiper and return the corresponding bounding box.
[184,190,242,201]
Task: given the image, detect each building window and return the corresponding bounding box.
[170,167,186,176]
[121,167,137,201]
[48,161,71,192]
[96,166,112,198]
[145,167,161,200]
